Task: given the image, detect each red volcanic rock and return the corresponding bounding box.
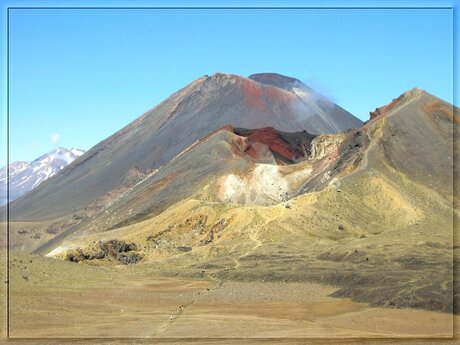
[264,85,294,104]
[239,141,267,160]
[241,78,265,111]
[370,94,405,120]
[239,77,296,112]
[244,144,260,159]
[233,127,316,163]
[423,100,459,125]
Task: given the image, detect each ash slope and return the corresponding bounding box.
[6,73,361,221]
[28,88,457,313]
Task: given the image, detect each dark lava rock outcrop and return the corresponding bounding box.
[65,240,142,265]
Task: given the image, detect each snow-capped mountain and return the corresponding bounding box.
[0,147,85,206]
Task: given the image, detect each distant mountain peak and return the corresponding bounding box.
[0,147,85,206]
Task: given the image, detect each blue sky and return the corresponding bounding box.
[1,3,455,163]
